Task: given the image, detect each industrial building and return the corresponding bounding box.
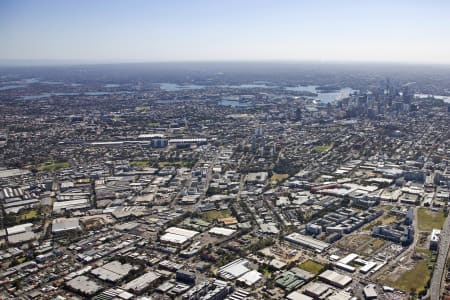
[0,187,39,214]
[0,223,36,244]
[284,233,330,253]
[318,270,352,288]
[65,275,103,296]
[91,261,135,283]
[363,284,378,299]
[286,291,314,300]
[160,227,199,245]
[218,258,251,280]
[208,227,236,237]
[236,270,262,286]
[121,271,161,294]
[275,271,306,292]
[335,253,359,273]
[52,218,81,235]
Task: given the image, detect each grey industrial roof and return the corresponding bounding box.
[66,275,103,295]
[52,218,81,233]
[122,271,160,292]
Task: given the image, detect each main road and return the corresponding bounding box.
[430,214,450,300]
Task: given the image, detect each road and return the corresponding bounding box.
[430,214,450,300]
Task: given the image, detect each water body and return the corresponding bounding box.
[22,92,79,100]
[22,91,135,100]
[317,87,355,103]
[0,85,26,91]
[286,85,356,103]
[285,85,318,93]
[159,83,205,91]
[41,81,64,85]
[104,83,120,88]
[158,82,355,104]
[218,99,251,107]
[22,78,39,84]
[220,83,273,89]
[155,99,185,104]
[84,91,134,96]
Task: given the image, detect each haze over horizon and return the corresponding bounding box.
[1,0,450,65]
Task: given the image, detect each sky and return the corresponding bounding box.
[1,0,450,64]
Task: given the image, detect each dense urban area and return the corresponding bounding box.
[1,63,450,300]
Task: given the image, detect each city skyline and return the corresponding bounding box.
[2,0,450,65]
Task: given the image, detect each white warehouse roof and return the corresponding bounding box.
[160,232,189,244]
[165,227,199,239]
[208,227,236,236]
[237,270,262,286]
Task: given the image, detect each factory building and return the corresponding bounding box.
[285,233,330,253]
[318,270,352,288]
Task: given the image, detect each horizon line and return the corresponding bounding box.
[1,58,450,68]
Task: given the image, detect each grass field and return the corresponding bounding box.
[417,208,446,231]
[382,249,433,293]
[261,267,272,276]
[379,205,394,211]
[158,161,192,168]
[362,213,398,231]
[15,210,38,222]
[337,234,386,255]
[361,220,381,231]
[270,173,289,182]
[201,209,231,222]
[361,238,386,255]
[371,238,385,249]
[36,161,70,171]
[298,259,325,275]
[76,178,90,184]
[314,144,333,153]
[337,234,371,250]
[130,160,149,168]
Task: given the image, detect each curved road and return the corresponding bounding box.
[430,214,450,300]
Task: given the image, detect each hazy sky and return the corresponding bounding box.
[1,0,450,64]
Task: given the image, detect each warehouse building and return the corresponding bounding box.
[236,269,262,286]
[275,271,305,292]
[0,223,36,244]
[91,261,134,283]
[52,218,81,235]
[218,258,251,280]
[303,282,330,299]
[318,270,352,288]
[160,227,199,245]
[208,227,236,237]
[121,271,161,294]
[285,233,330,253]
[363,284,378,299]
[65,275,103,296]
[286,291,313,300]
